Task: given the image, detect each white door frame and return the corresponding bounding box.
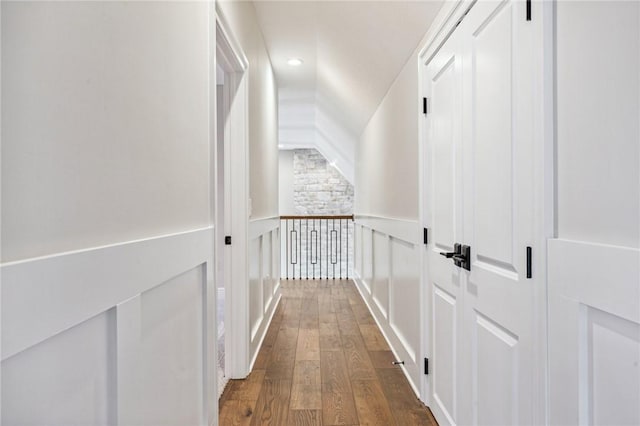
[215,5,251,382]
[416,1,555,424]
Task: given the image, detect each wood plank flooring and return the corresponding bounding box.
[219,279,438,426]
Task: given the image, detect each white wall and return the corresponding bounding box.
[1,2,216,424]
[356,55,420,220]
[1,1,211,262]
[279,150,295,215]
[218,1,279,220]
[556,1,639,249]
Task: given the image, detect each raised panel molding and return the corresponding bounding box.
[353,215,422,395]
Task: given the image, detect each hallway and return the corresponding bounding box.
[1,1,638,425]
[219,280,436,425]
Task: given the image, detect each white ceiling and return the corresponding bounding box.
[252,0,443,181]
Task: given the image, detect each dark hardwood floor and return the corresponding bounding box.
[219,279,438,426]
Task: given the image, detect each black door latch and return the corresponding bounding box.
[440,243,471,271]
[440,243,462,259]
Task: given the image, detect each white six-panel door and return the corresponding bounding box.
[425,1,539,424]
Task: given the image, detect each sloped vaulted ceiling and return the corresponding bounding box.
[252,0,443,183]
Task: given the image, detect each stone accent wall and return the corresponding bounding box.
[292,149,354,215]
[282,149,354,279]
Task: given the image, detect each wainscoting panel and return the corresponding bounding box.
[1,227,214,425]
[354,224,361,274]
[372,231,390,319]
[2,309,117,425]
[262,231,273,313]
[361,226,373,295]
[389,236,420,364]
[354,216,422,394]
[249,217,282,367]
[249,237,264,342]
[116,266,205,426]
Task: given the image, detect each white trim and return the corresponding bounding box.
[249,216,280,240]
[206,4,217,423]
[549,239,640,323]
[418,0,474,66]
[533,2,555,424]
[215,3,248,72]
[1,227,213,361]
[354,215,420,245]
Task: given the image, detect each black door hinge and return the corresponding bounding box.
[526,246,532,278]
[424,358,429,375]
[423,228,429,245]
[526,0,531,21]
[423,97,428,114]
[225,236,232,245]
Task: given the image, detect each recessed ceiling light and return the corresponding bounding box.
[287,58,303,67]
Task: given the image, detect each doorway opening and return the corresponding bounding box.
[215,61,228,397]
[215,6,251,402]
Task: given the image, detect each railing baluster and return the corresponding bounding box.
[304,219,309,280]
[319,219,322,279]
[332,219,335,280]
[298,219,302,280]
[346,219,349,279]
[281,215,353,281]
[339,218,342,280]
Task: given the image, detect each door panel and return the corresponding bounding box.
[426,27,464,426]
[431,54,458,253]
[432,285,457,425]
[470,0,516,272]
[473,311,518,426]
